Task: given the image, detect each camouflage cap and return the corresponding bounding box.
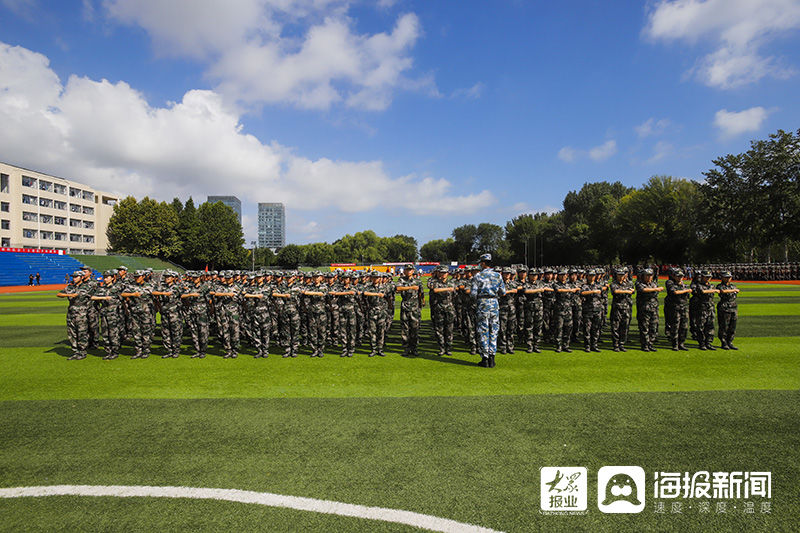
[102,270,114,277]
[614,268,627,276]
[557,269,568,275]
[721,271,732,278]
[71,270,83,277]
[117,265,128,271]
[479,253,492,262]
[701,270,712,277]
[586,269,597,276]
[674,269,685,277]
[641,268,653,275]
[517,265,528,272]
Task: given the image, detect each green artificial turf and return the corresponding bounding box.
[0,283,797,532]
[1,392,797,532]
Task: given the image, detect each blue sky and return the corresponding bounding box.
[1,0,798,247]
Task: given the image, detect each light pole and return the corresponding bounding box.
[251,240,256,271]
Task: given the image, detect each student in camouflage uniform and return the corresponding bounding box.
[691,270,718,350]
[541,268,556,341]
[515,266,528,346]
[716,271,739,350]
[552,270,578,352]
[497,267,519,354]
[303,273,329,357]
[384,272,396,333]
[246,272,272,358]
[212,272,242,358]
[274,272,302,357]
[331,272,358,357]
[152,271,184,358]
[116,266,133,340]
[396,264,424,357]
[635,268,663,352]
[522,268,547,353]
[326,272,341,346]
[580,269,605,352]
[665,269,691,351]
[91,270,124,360]
[364,272,389,357]
[428,266,456,356]
[57,270,94,360]
[610,268,634,352]
[121,270,155,359]
[80,266,101,349]
[181,271,211,358]
[471,254,506,368]
[569,269,583,343]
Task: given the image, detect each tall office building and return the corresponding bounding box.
[207,195,241,224]
[0,161,119,254]
[258,203,285,250]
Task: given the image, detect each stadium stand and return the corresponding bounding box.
[0,251,91,286]
[71,254,184,274]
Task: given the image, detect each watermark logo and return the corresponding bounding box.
[597,466,645,514]
[540,467,587,514]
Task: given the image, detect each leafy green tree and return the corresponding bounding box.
[195,201,247,269]
[304,242,335,266]
[616,176,702,263]
[420,238,454,263]
[562,181,632,263]
[277,244,305,268]
[385,234,418,262]
[451,224,478,263]
[106,196,180,258]
[253,246,275,268]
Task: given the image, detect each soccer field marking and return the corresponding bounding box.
[0,485,503,533]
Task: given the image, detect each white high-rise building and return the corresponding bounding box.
[0,162,119,254]
[258,203,285,250]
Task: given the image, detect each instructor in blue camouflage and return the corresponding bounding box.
[470,253,506,368]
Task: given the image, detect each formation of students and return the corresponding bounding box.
[56,264,740,361]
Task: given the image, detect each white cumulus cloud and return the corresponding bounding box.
[103,0,428,111]
[644,0,800,88]
[0,42,493,218]
[558,140,617,163]
[635,117,671,137]
[713,106,772,138]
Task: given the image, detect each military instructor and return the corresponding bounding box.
[470,253,506,368]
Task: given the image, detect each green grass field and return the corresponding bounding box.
[1,283,798,532]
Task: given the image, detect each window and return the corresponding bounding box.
[1,201,9,212]
[82,191,94,201]
[82,206,94,215]
[39,197,53,208]
[53,183,66,195]
[1,237,9,247]
[1,220,9,230]
[54,232,66,241]
[69,248,82,254]
[22,175,37,188]
[69,187,81,198]
[40,231,53,240]
[39,180,52,192]
[82,249,95,255]
[0,174,8,193]
[83,235,94,243]
[54,200,66,210]
[70,219,82,228]
[70,234,82,242]
[22,212,38,222]
[40,214,53,224]
[22,194,37,205]
[70,204,81,213]
[54,216,66,225]
[83,221,94,229]
[23,228,37,239]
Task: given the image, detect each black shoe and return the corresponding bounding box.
[706,344,716,351]
[469,348,477,355]
[554,347,562,353]
[378,351,386,357]
[679,345,689,351]
[162,354,172,359]
[489,354,496,368]
[721,344,729,350]
[368,352,376,357]
[672,345,679,351]
[728,343,738,350]
[533,347,542,353]
[613,346,620,352]
[699,344,707,351]
[592,346,600,352]
[584,346,591,352]
[446,351,452,356]
[620,346,627,352]
[478,357,489,367]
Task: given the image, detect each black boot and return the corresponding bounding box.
[489,354,496,368]
[478,357,489,367]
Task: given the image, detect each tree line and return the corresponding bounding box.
[107,129,799,268]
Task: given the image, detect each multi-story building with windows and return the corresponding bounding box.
[258,202,285,250]
[207,195,242,224]
[0,162,118,254]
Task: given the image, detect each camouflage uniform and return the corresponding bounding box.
[365,277,388,356]
[522,275,545,352]
[471,260,506,367]
[552,275,574,352]
[497,272,519,354]
[84,274,101,349]
[62,274,93,359]
[93,273,123,360]
[250,279,272,358]
[279,278,302,357]
[156,274,184,358]
[541,270,555,341]
[183,274,210,358]
[569,272,583,343]
[691,275,716,350]
[610,276,633,351]
[665,276,690,350]
[580,277,605,352]
[305,280,329,357]
[635,275,660,351]
[124,274,154,359]
[397,273,423,357]
[336,276,359,357]
[428,270,456,355]
[716,276,738,349]
[215,277,242,358]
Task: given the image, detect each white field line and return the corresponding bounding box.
[0,485,503,533]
